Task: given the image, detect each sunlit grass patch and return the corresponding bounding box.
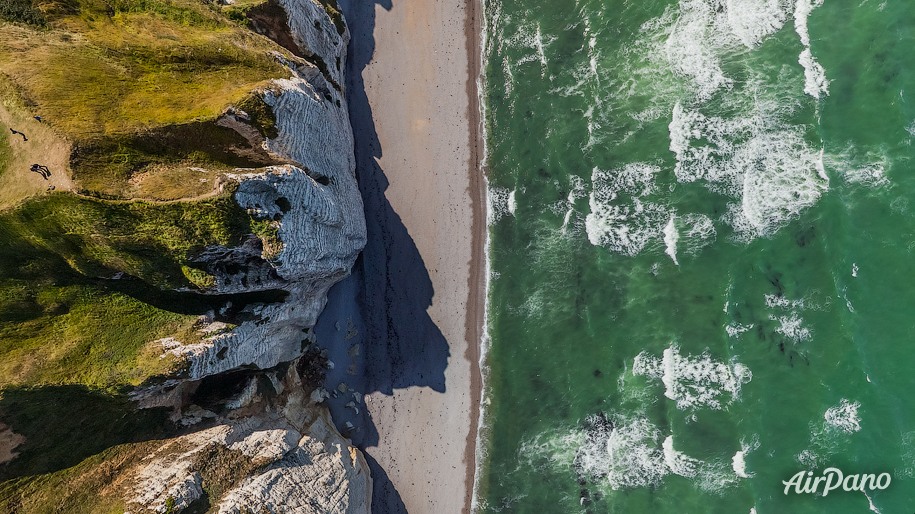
[0,15,286,137]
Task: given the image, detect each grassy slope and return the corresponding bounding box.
[0,190,263,388]
[0,0,289,201]
[0,386,170,482]
[0,0,287,392]
[0,0,297,494]
[0,434,260,513]
[0,0,285,136]
[0,121,10,176]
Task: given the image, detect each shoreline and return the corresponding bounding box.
[342,0,487,511]
[463,0,486,510]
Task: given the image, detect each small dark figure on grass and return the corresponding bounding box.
[30,164,50,179]
[9,128,27,142]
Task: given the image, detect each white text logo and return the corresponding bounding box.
[783,468,891,496]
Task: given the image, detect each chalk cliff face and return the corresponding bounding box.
[159,0,365,384]
[0,0,368,509]
[130,0,370,510]
[124,364,371,514]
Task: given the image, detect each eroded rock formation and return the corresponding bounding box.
[125,0,369,510]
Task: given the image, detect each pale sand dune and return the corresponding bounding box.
[341,0,484,511]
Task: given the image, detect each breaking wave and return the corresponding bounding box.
[585,163,669,256]
[633,344,752,410]
[670,99,828,240]
[520,412,746,496]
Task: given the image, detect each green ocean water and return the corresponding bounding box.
[478,0,915,512]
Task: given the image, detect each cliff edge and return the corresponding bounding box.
[0,0,369,511]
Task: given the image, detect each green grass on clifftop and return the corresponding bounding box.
[1,191,251,289]
[0,190,261,389]
[0,0,291,202]
[0,386,171,482]
[0,0,288,137]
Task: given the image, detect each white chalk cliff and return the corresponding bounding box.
[158,0,364,382]
[125,364,371,514]
[129,0,370,511]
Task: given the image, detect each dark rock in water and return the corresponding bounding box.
[767,272,785,295]
[593,369,602,378]
[583,411,614,439]
[795,226,816,247]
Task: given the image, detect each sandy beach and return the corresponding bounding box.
[333,0,484,512]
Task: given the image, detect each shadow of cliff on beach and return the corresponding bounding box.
[313,0,453,512]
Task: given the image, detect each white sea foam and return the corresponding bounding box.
[726,322,754,337]
[501,59,515,96]
[664,1,733,100]
[661,213,718,265]
[794,0,824,47]
[733,436,760,478]
[561,175,587,233]
[497,15,556,85]
[634,344,752,410]
[765,293,806,309]
[586,163,669,255]
[663,435,699,477]
[670,100,828,239]
[663,0,791,100]
[852,263,859,277]
[845,162,888,186]
[488,186,515,224]
[680,213,717,255]
[574,415,671,490]
[529,414,745,492]
[765,292,822,342]
[797,448,819,467]
[799,48,829,98]
[507,189,517,215]
[825,150,890,186]
[774,313,812,341]
[865,491,882,514]
[797,398,862,467]
[736,126,826,237]
[794,0,829,98]
[732,450,749,478]
[663,216,680,265]
[534,23,548,74]
[726,0,791,47]
[825,399,862,434]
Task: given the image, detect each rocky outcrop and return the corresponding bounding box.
[128,0,370,511]
[125,364,371,514]
[148,0,365,384]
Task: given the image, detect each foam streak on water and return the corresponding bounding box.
[586,163,668,255]
[794,0,829,98]
[634,345,752,410]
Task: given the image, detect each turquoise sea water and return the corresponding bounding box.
[478,0,915,512]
